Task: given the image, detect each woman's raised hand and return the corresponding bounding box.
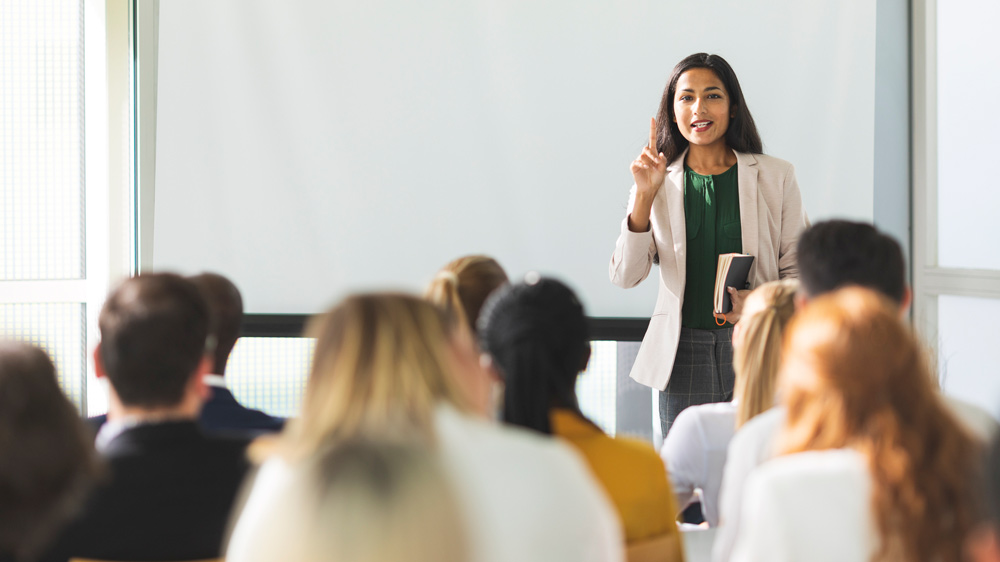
[626,117,667,233]
[631,117,667,197]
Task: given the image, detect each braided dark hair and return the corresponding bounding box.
[477,277,592,434]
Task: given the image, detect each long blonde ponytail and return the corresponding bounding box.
[732,279,798,429]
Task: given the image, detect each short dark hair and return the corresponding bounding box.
[188,272,243,375]
[796,220,907,304]
[656,53,763,164]
[0,342,100,559]
[98,273,210,407]
[478,277,591,435]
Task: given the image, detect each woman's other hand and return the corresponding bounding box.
[716,287,751,325]
[627,118,667,233]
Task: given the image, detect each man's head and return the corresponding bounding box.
[188,272,243,376]
[96,273,211,409]
[796,220,910,309]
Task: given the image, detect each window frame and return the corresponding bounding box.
[911,0,1000,359]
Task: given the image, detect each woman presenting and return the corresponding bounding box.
[610,53,807,436]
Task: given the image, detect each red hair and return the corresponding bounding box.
[776,287,980,562]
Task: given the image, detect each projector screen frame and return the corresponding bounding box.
[241,314,650,342]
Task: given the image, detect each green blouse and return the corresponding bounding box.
[682,164,742,330]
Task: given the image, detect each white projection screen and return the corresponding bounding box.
[153,0,875,317]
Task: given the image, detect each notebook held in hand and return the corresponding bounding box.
[714,254,755,315]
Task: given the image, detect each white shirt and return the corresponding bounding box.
[434,405,623,562]
[227,404,624,562]
[730,449,876,562]
[203,374,227,389]
[659,401,736,526]
[713,395,997,562]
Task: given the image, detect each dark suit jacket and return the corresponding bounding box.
[41,421,250,562]
[87,386,284,438]
[200,386,285,435]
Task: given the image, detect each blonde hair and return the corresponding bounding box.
[777,287,980,562]
[274,294,470,462]
[240,439,468,562]
[732,279,798,429]
[425,255,508,335]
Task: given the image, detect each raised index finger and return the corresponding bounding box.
[649,117,658,151]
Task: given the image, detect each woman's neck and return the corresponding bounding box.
[686,143,737,175]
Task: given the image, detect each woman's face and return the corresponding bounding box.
[672,67,732,149]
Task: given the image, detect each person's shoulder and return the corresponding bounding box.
[607,433,670,484]
[680,401,736,425]
[202,429,253,450]
[747,450,871,511]
[435,405,605,490]
[201,389,286,433]
[246,457,295,492]
[758,449,866,479]
[176,426,252,473]
[675,401,737,444]
[608,432,657,456]
[739,405,784,434]
[433,406,623,560]
[728,407,784,459]
[198,430,252,464]
[746,152,794,173]
[437,404,573,460]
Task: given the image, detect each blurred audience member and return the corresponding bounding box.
[660,279,797,526]
[425,255,509,337]
[0,343,99,562]
[87,272,284,435]
[478,277,681,559]
[188,272,284,434]
[230,439,468,562]
[731,288,980,562]
[426,256,509,416]
[227,293,623,562]
[42,274,250,562]
[714,220,997,561]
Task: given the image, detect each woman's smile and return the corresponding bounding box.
[691,120,714,133]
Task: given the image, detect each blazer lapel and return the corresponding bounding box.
[737,151,760,284]
[665,150,687,282]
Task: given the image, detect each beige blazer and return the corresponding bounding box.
[609,149,808,390]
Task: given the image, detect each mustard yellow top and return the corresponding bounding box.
[550,409,682,549]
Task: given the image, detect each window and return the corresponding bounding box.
[913,0,1000,419]
[0,0,133,415]
[226,337,621,434]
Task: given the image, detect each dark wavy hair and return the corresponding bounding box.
[0,343,101,560]
[477,277,591,434]
[655,53,763,163]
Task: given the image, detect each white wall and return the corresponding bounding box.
[152,0,877,316]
